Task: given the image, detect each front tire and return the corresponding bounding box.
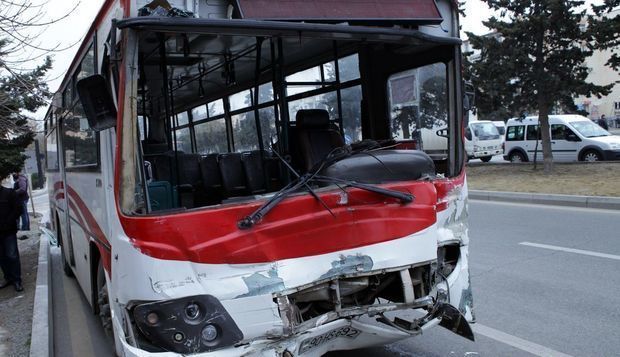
[509,151,526,163]
[581,150,602,162]
[97,262,115,344]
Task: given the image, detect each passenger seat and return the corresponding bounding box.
[295,109,345,171]
[199,154,223,204]
[218,153,248,197]
[241,151,267,194]
[177,153,203,208]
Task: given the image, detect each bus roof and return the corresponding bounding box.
[117,17,461,45]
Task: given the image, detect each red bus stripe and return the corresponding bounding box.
[66,186,110,248]
[434,170,466,212]
[120,181,438,264]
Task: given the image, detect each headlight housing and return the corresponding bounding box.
[132,295,243,354]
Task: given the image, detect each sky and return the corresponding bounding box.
[30,0,602,120]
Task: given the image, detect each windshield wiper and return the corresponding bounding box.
[238,143,414,229]
[237,172,317,229]
[238,173,413,230]
[238,145,336,230]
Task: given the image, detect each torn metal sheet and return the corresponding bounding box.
[320,254,374,280]
[237,267,285,298]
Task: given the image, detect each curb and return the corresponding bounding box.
[29,234,52,357]
[469,190,620,210]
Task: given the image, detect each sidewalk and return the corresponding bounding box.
[0,215,43,357]
[470,190,620,210]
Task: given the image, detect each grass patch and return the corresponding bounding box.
[466,162,620,197]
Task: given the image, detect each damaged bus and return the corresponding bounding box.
[44,0,475,355]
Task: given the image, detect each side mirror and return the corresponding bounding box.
[436,128,449,138]
[76,75,117,132]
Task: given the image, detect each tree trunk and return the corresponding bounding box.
[533,4,553,174]
[538,103,554,174]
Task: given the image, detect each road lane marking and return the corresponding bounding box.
[472,323,574,357]
[0,327,7,356]
[520,242,620,261]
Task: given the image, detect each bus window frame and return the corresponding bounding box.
[45,127,60,172]
[61,106,102,173]
[120,22,464,214]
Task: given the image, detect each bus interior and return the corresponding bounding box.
[130,21,462,213]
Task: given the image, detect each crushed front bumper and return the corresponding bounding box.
[117,296,472,357]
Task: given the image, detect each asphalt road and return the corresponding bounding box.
[51,201,620,356]
[51,246,114,357]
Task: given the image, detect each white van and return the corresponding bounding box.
[503,115,620,162]
[492,121,507,145]
[465,120,503,162]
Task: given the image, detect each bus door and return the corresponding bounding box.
[55,115,76,271]
[61,103,105,306]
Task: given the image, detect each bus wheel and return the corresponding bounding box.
[97,262,115,343]
[57,216,73,277]
[480,156,492,162]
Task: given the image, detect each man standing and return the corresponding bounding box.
[0,176,23,291]
[597,114,609,130]
[12,171,29,231]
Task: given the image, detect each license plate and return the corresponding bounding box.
[299,326,361,354]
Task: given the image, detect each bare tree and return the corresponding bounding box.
[0,0,79,178]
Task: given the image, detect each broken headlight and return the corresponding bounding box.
[133,295,243,354]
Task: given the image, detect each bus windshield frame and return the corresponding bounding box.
[116,18,465,216]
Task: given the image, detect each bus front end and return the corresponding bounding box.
[101,1,474,355]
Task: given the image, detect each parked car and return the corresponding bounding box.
[465,120,503,162]
[503,115,620,162]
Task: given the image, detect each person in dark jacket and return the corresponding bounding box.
[0,179,23,291]
[597,115,609,130]
[12,171,29,231]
